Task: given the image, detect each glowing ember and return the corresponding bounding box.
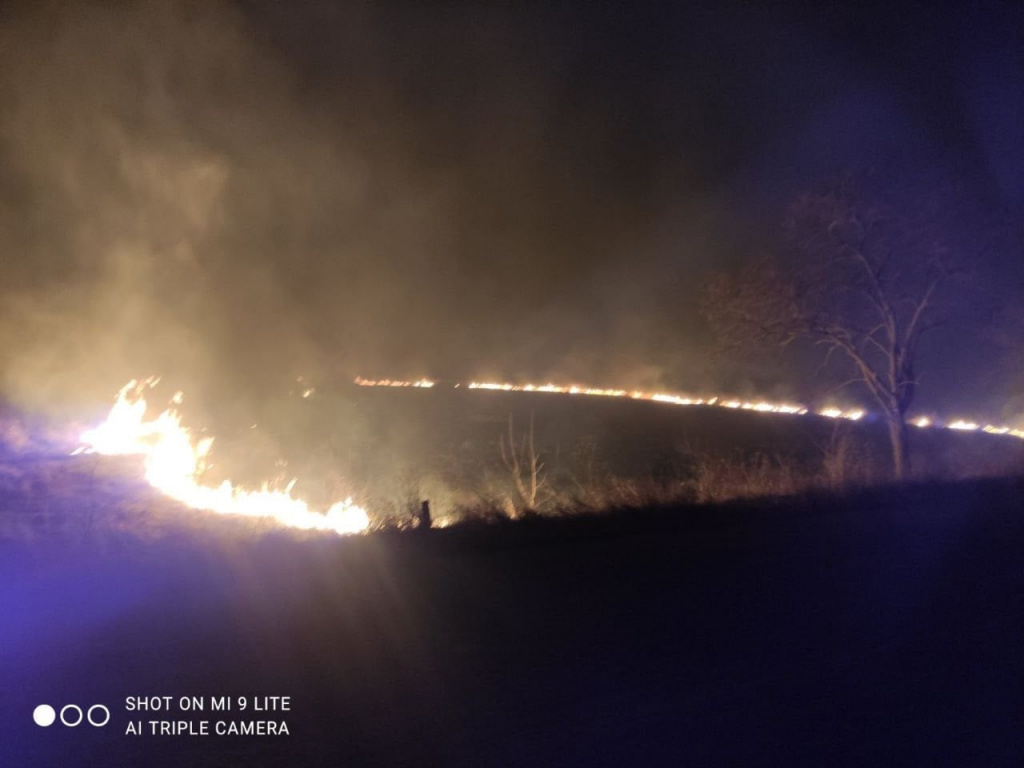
[354,377,435,388]
[465,381,812,416]
[466,381,840,418]
[358,377,1024,440]
[948,420,980,431]
[819,407,865,421]
[79,379,369,535]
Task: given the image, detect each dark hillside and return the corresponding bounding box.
[3,476,1023,766]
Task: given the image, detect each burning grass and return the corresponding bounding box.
[2,377,1023,543]
[75,379,369,535]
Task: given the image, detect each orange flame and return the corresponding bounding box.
[79,379,369,535]
[354,376,435,388]
[359,377,1024,439]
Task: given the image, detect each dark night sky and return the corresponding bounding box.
[0,0,1020,420]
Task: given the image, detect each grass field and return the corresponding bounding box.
[208,384,1024,521]
[2,390,1023,766]
[2,475,1024,766]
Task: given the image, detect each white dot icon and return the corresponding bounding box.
[33,705,56,727]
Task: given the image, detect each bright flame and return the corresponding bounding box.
[819,407,865,421]
[948,420,980,431]
[465,381,842,418]
[355,376,434,388]
[79,379,369,535]
[466,381,810,416]
[359,377,1024,440]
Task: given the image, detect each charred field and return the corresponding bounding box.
[2,390,1024,766]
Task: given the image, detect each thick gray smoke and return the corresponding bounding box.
[0,0,1019,423]
[0,1,716,416]
[0,2,344,415]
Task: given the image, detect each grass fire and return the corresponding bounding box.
[3,1,1023,766]
[76,378,369,535]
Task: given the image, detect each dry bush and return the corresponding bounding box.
[817,423,881,490]
[498,412,549,513]
[689,451,806,503]
[574,474,694,510]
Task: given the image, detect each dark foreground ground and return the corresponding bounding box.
[2,477,1024,766]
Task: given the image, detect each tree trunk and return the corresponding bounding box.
[887,415,910,480]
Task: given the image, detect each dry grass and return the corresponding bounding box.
[689,451,803,503]
[3,404,1022,541]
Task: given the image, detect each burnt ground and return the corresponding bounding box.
[2,476,1024,766]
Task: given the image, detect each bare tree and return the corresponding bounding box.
[704,174,972,480]
[499,412,547,511]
